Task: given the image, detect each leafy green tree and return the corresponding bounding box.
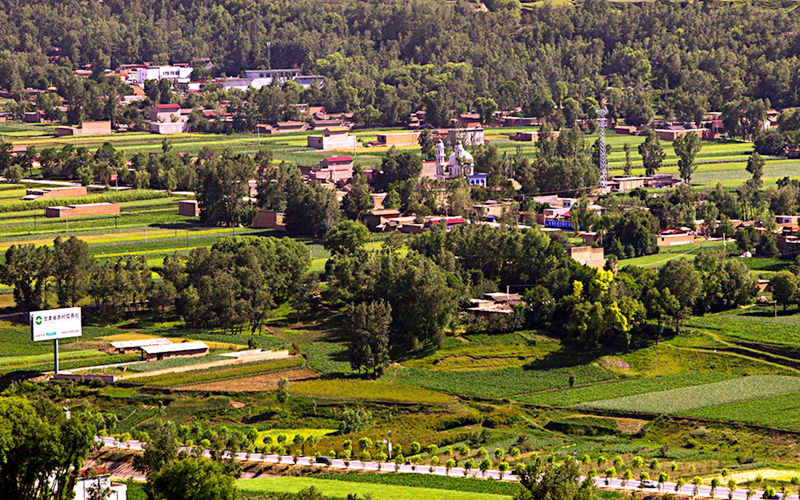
[196,151,255,227]
[373,148,422,191]
[341,166,373,220]
[52,236,94,307]
[710,477,720,497]
[445,459,456,476]
[659,472,669,491]
[276,377,289,409]
[692,477,704,497]
[147,458,237,500]
[623,143,633,176]
[1,243,51,310]
[516,457,596,500]
[746,152,765,190]
[347,299,392,377]
[418,129,435,160]
[0,395,100,500]
[338,408,372,435]
[771,270,798,311]
[673,133,702,183]
[657,258,701,333]
[324,220,369,256]
[479,458,492,477]
[474,97,498,125]
[285,181,340,237]
[638,129,666,176]
[605,467,616,485]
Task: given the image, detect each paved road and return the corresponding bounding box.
[96,437,766,498]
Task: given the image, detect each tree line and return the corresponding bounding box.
[2,0,800,131]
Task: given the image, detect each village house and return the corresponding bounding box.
[252,210,287,231]
[307,127,357,150]
[56,120,112,137]
[569,246,607,270]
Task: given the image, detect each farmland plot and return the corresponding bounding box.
[682,391,800,431]
[395,364,613,399]
[578,375,800,414]
[519,373,736,406]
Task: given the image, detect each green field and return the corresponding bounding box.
[394,363,614,399]
[289,379,455,405]
[519,373,737,406]
[577,375,800,414]
[313,472,522,496]
[682,391,800,431]
[237,476,513,500]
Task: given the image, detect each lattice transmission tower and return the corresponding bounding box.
[596,108,609,190]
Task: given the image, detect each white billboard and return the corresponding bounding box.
[30,307,82,342]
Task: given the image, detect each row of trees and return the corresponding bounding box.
[3,0,800,129]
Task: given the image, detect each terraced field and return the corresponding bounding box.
[577,375,800,414]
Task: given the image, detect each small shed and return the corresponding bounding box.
[140,341,209,361]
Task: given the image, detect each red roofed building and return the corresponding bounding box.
[309,156,354,182]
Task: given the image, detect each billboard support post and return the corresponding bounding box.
[29,307,82,375]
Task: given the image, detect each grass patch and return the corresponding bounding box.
[687,308,800,348]
[405,342,562,371]
[518,373,737,406]
[290,379,454,405]
[0,349,109,370]
[578,375,800,414]
[237,476,512,500]
[314,472,522,496]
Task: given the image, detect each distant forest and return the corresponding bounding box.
[1,0,799,122]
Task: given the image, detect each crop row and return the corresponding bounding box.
[682,391,800,431]
[0,189,168,213]
[395,364,613,399]
[290,379,454,405]
[578,375,800,414]
[519,373,735,406]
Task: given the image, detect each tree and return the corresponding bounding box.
[341,166,373,220]
[1,243,51,310]
[373,148,423,191]
[338,408,372,435]
[657,259,701,333]
[659,472,669,491]
[638,130,666,176]
[692,477,703,498]
[347,299,392,377]
[51,236,94,307]
[479,458,492,477]
[418,129,435,160]
[622,469,633,487]
[515,457,596,500]
[746,152,765,189]
[285,182,341,237]
[673,133,702,183]
[147,458,237,500]
[623,143,633,176]
[323,220,369,257]
[133,421,179,476]
[0,395,100,500]
[498,461,510,480]
[604,468,616,485]
[445,459,456,476]
[196,151,255,227]
[770,271,798,311]
[728,479,738,500]
[276,377,289,409]
[710,477,720,497]
[474,97,498,125]
[676,478,686,494]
